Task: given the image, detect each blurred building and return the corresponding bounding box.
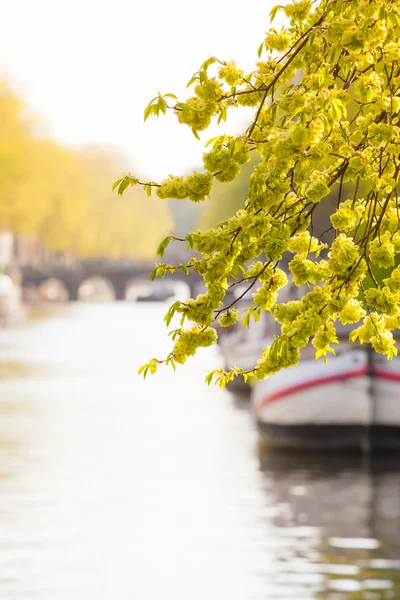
[0,231,79,270]
[0,231,13,270]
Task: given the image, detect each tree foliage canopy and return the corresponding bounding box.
[0,81,172,260]
[199,158,257,230]
[119,0,400,385]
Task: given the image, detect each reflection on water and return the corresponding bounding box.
[259,451,400,598]
[0,303,398,599]
[0,360,32,380]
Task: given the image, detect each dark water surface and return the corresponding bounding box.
[0,303,398,599]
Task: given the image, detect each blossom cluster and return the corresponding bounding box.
[117,0,400,383]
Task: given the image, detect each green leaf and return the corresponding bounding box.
[185,233,194,249]
[379,6,387,19]
[192,128,200,140]
[257,42,264,58]
[330,47,337,64]
[138,363,148,375]
[164,301,181,326]
[118,177,130,195]
[205,136,218,147]
[267,103,277,120]
[168,329,180,341]
[205,135,227,149]
[205,372,213,386]
[180,264,189,276]
[217,375,227,389]
[242,312,251,328]
[331,100,342,121]
[112,177,124,192]
[164,93,178,99]
[156,236,172,258]
[200,56,216,71]
[149,267,158,281]
[149,362,158,374]
[158,96,167,115]
[270,5,282,22]
[387,11,399,26]
[229,137,243,158]
[144,184,152,197]
[144,104,153,122]
[186,73,199,88]
[156,264,167,278]
[217,105,227,124]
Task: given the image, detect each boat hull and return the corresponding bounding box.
[370,354,400,449]
[370,426,400,451]
[224,376,252,396]
[257,423,368,451]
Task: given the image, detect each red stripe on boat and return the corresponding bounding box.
[372,367,400,382]
[257,367,368,409]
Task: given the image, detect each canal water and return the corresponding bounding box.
[0,302,399,599]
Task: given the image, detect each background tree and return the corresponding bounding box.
[66,148,173,260]
[0,81,173,261]
[199,158,256,230]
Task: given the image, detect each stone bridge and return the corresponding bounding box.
[20,260,201,301]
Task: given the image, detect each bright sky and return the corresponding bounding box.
[1,0,280,180]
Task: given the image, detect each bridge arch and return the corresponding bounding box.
[21,261,203,302]
[40,278,69,302]
[22,278,71,304]
[78,277,116,301]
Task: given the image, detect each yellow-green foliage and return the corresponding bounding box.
[0,81,173,260]
[121,0,400,384]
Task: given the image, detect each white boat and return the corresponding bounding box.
[252,340,400,451]
[218,280,400,450]
[252,346,371,450]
